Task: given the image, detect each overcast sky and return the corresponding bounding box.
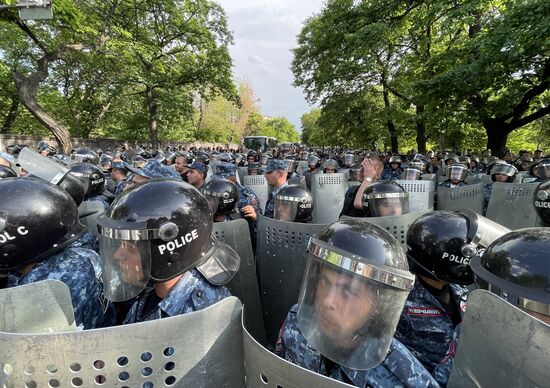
[215,0,324,132]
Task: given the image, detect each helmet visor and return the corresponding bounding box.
[99,237,152,302]
[401,168,421,180]
[274,199,299,221]
[365,193,410,217]
[447,165,468,181]
[344,154,354,166]
[18,147,70,185]
[297,254,412,370]
[533,161,550,180]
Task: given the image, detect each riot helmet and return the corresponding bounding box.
[362,181,409,217]
[260,153,272,166]
[164,151,177,165]
[209,152,221,164]
[471,228,550,318]
[274,184,313,222]
[71,148,100,165]
[388,156,401,168]
[247,150,257,162]
[534,180,550,226]
[349,163,362,182]
[406,210,510,285]
[97,179,240,302]
[68,162,106,198]
[322,159,338,173]
[99,154,113,171]
[247,162,262,175]
[444,153,459,165]
[284,157,298,174]
[301,150,309,161]
[401,167,422,181]
[343,153,355,167]
[297,219,414,369]
[458,155,471,167]
[132,155,147,169]
[234,153,245,166]
[201,179,240,217]
[219,152,235,164]
[408,160,424,172]
[490,163,517,183]
[0,178,85,272]
[530,159,550,180]
[307,155,321,169]
[18,147,87,206]
[0,165,17,179]
[445,163,468,182]
[485,157,503,175]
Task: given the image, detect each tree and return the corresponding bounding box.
[300,108,321,145]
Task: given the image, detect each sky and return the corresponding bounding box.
[215,0,324,132]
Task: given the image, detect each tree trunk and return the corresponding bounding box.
[415,105,427,154]
[382,87,399,153]
[146,86,159,149]
[484,118,510,157]
[13,71,73,153]
[1,96,19,133]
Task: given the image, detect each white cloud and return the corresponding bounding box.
[215,0,323,131]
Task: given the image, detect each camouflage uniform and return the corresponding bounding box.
[381,168,402,181]
[395,280,468,385]
[71,230,100,253]
[87,194,111,211]
[264,182,289,218]
[236,182,261,215]
[123,269,231,324]
[113,180,126,195]
[276,305,439,387]
[7,247,116,330]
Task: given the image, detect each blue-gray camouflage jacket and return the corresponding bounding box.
[264,182,288,218]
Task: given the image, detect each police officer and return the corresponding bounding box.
[401,167,422,181]
[247,162,262,176]
[263,159,289,218]
[396,210,509,385]
[381,156,402,180]
[124,159,182,191]
[186,161,208,190]
[437,164,468,188]
[273,184,314,223]
[201,179,240,222]
[303,155,321,190]
[483,163,518,214]
[71,148,100,165]
[529,158,550,182]
[97,179,240,323]
[275,219,438,387]
[322,158,339,174]
[0,178,116,329]
[110,160,128,195]
[534,179,550,226]
[69,162,111,210]
[362,181,410,217]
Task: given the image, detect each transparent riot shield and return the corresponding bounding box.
[288,176,306,187]
[297,160,309,176]
[0,280,75,333]
[256,215,327,347]
[213,219,266,345]
[340,211,428,249]
[243,175,269,212]
[421,173,436,183]
[311,173,349,224]
[78,201,106,236]
[436,183,484,213]
[237,166,248,182]
[0,297,244,387]
[448,290,550,388]
[485,182,542,229]
[395,180,435,213]
[242,312,354,388]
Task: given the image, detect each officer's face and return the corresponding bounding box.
[377,198,403,216]
[324,167,336,174]
[494,173,510,182]
[315,267,375,348]
[113,241,144,285]
[390,162,399,170]
[175,157,188,173]
[274,202,293,221]
[187,169,204,185]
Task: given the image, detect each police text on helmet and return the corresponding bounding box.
[158,229,199,255]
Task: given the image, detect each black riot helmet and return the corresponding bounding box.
[471,228,550,317]
[284,156,298,174]
[164,151,177,165]
[219,152,236,164]
[97,179,240,302]
[68,162,106,198]
[0,178,85,272]
[298,219,414,369]
[71,148,100,165]
[99,154,113,171]
[0,165,17,179]
[406,210,510,285]
[362,181,410,217]
[349,163,362,181]
[235,153,245,166]
[201,179,240,217]
[534,180,550,226]
[530,158,550,180]
[274,184,314,222]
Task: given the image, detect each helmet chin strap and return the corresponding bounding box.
[406,252,442,282]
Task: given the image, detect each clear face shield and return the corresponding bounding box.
[401,168,422,180]
[260,155,271,165]
[533,161,550,180]
[297,239,414,369]
[307,156,319,169]
[97,216,154,302]
[273,194,308,222]
[446,165,468,181]
[344,154,354,167]
[18,147,70,185]
[286,160,298,173]
[365,192,410,217]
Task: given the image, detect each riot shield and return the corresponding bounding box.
[288,176,306,187]
[448,290,550,388]
[341,211,428,249]
[213,220,266,345]
[421,173,436,183]
[243,174,270,212]
[0,280,75,333]
[311,173,349,224]
[436,183,484,213]
[0,297,245,387]
[395,180,435,213]
[485,182,542,229]
[237,166,248,182]
[297,160,308,176]
[242,313,354,388]
[256,215,327,347]
[78,201,106,235]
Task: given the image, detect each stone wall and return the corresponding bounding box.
[0,134,239,152]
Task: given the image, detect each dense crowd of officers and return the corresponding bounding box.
[0,141,549,387]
